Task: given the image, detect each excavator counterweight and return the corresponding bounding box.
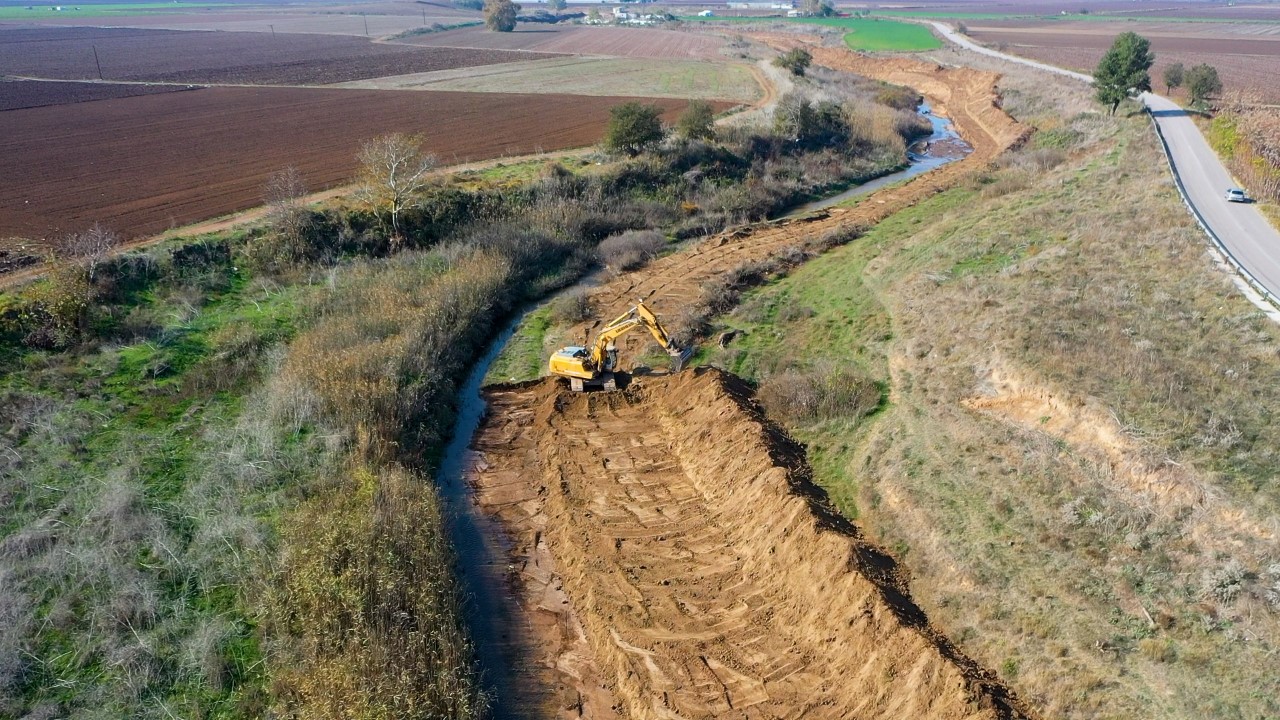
[548,301,690,391]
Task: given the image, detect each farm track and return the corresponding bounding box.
[468,40,1034,719]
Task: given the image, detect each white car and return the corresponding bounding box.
[1225,188,1249,203]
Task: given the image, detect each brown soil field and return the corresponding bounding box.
[0,87,704,240]
[463,36,1036,717]
[402,23,729,59]
[0,27,557,85]
[966,22,1280,101]
[4,13,472,36]
[0,78,194,111]
[471,370,1035,719]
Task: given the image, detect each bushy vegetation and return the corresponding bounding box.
[597,229,666,272]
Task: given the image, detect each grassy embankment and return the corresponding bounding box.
[704,68,1280,719]
[1,75,924,717]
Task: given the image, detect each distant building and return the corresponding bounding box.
[728,1,795,9]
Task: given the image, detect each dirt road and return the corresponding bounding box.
[467,40,1035,719]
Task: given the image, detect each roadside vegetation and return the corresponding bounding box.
[1207,99,1280,209]
[0,57,929,717]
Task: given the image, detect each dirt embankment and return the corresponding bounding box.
[472,369,1036,719]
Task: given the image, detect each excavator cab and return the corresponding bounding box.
[548,302,690,392]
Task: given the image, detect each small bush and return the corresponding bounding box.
[874,85,921,111]
[774,48,812,77]
[1201,558,1250,604]
[757,365,883,424]
[549,288,593,325]
[597,230,666,271]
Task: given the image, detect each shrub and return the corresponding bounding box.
[757,365,883,424]
[774,48,812,77]
[270,464,485,719]
[597,229,666,271]
[874,85,921,111]
[604,102,665,157]
[1201,558,1250,604]
[548,288,593,325]
[676,100,717,142]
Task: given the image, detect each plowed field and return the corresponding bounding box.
[402,24,728,59]
[0,78,192,111]
[465,38,1036,718]
[0,27,556,85]
[0,87,699,239]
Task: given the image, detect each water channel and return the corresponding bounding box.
[435,101,971,718]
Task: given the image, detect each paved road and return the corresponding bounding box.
[932,21,1280,308]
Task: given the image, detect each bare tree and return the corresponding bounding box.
[354,134,436,241]
[263,166,310,240]
[56,223,119,283]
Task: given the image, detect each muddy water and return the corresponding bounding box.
[435,310,537,719]
[785,103,971,217]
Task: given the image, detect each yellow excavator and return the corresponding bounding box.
[548,301,691,391]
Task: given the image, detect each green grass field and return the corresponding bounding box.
[680,15,941,51]
[0,2,235,19]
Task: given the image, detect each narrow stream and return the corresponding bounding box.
[784,103,971,217]
[434,309,531,719]
[434,102,972,717]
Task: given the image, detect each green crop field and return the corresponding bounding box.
[0,2,234,19]
[680,15,941,51]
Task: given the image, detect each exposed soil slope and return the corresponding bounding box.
[472,369,1035,719]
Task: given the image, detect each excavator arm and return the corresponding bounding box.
[589,302,687,370]
[548,301,690,390]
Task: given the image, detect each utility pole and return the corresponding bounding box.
[363,15,369,35]
[269,23,275,37]
[91,44,103,80]
[422,7,427,24]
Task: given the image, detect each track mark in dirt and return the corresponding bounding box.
[472,369,1036,718]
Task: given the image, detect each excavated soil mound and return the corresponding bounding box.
[471,368,1034,719]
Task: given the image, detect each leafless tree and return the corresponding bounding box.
[263,166,310,240]
[354,134,436,241]
[56,223,119,282]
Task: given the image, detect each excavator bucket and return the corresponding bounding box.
[669,345,694,372]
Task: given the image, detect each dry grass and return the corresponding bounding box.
[269,464,481,720]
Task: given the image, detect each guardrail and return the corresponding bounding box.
[1144,106,1280,311]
